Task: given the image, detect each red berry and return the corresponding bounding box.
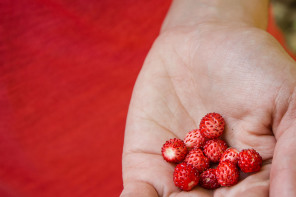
[200,112,225,139]
[203,139,228,163]
[184,129,206,150]
[238,149,262,173]
[220,147,239,164]
[185,148,210,172]
[173,162,200,191]
[200,168,220,189]
[216,161,239,186]
[161,138,188,163]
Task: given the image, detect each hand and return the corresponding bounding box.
[121,1,296,196]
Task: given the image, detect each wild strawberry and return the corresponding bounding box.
[220,147,239,164]
[161,138,188,163]
[185,148,210,172]
[199,112,225,139]
[200,168,220,190]
[184,129,206,150]
[238,149,262,173]
[203,139,228,163]
[173,162,200,191]
[216,161,239,186]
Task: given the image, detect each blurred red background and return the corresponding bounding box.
[0,0,294,197]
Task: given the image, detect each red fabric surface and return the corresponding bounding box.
[0,1,295,197]
[0,0,171,196]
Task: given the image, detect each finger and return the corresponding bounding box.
[121,181,158,197]
[271,89,296,197]
[270,125,296,197]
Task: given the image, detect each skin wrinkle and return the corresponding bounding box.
[161,56,198,129]
[220,115,275,159]
[141,117,178,140]
[133,66,184,137]
[123,152,163,163]
[156,83,184,128]
[124,109,176,155]
[154,58,197,136]
[169,82,197,133]
[240,115,273,137]
[271,80,289,134]
[262,159,272,165]
[274,86,296,139]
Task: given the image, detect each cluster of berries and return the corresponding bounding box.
[161,112,263,191]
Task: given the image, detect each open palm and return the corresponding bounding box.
[121,21,296,197]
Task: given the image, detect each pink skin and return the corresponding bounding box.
[122,0,296,196]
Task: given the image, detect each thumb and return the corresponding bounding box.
[271,91,296,197]
[270,127,296,197]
